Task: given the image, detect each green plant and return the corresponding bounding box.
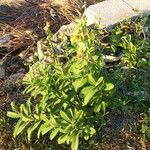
[140,109,150,140]
[120,34,137,67]
[7,18,114,150]
[0,116,6,130]
[110,17,147,67]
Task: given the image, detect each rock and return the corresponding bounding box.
[0,65,5,79]
[103,54,122,63]
[50,23,75,56]
[84,0,150,27]
[53,22,75,42]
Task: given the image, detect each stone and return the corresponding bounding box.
[51,23,75,56]
[53,22,75,42]
[0,65,5,79]
[84,0,150,27]
[103,54,122,63]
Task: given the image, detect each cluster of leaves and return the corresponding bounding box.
[7,18,114,150]
[109,16,149,67]
[7,16,150,149]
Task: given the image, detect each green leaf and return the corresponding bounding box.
[27,121,41,141]
[83,88,97,106]
[22,104,29,116]
[60,111,71,123]
[26,98,31,114]
[22,115,33,122]
[72,78,87,91]
[104,83,114,91]
[50,128,59,140]
[84,133,89,140]
[81,86,94,95]
[71,134,79,150]
[111,45,117,52]
[13,120,29,138]
[88,74,96,86]
[42,126,53,136]
[35,104,39,114]
[94,103,101,112]
[97,76,104,85]
[63,125,72,133]
[102,101,107,114]
[24,86,35,94]
[74,110,83,120]
[13,119,22,138]
[40,114,49,123]
[20,104,24,113]
[89,127,96,136]
[58,134,68,144]
[37,123,51,138]
[33,114,39,120]
[7,112,21,118]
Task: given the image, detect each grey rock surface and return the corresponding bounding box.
[53,22,75,42]
[84,0,150,27]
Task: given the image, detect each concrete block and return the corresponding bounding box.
[84,0,150,27]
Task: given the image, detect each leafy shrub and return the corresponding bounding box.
[7,18,114,150]
[7,16,150,149]
[109,18,146,67]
